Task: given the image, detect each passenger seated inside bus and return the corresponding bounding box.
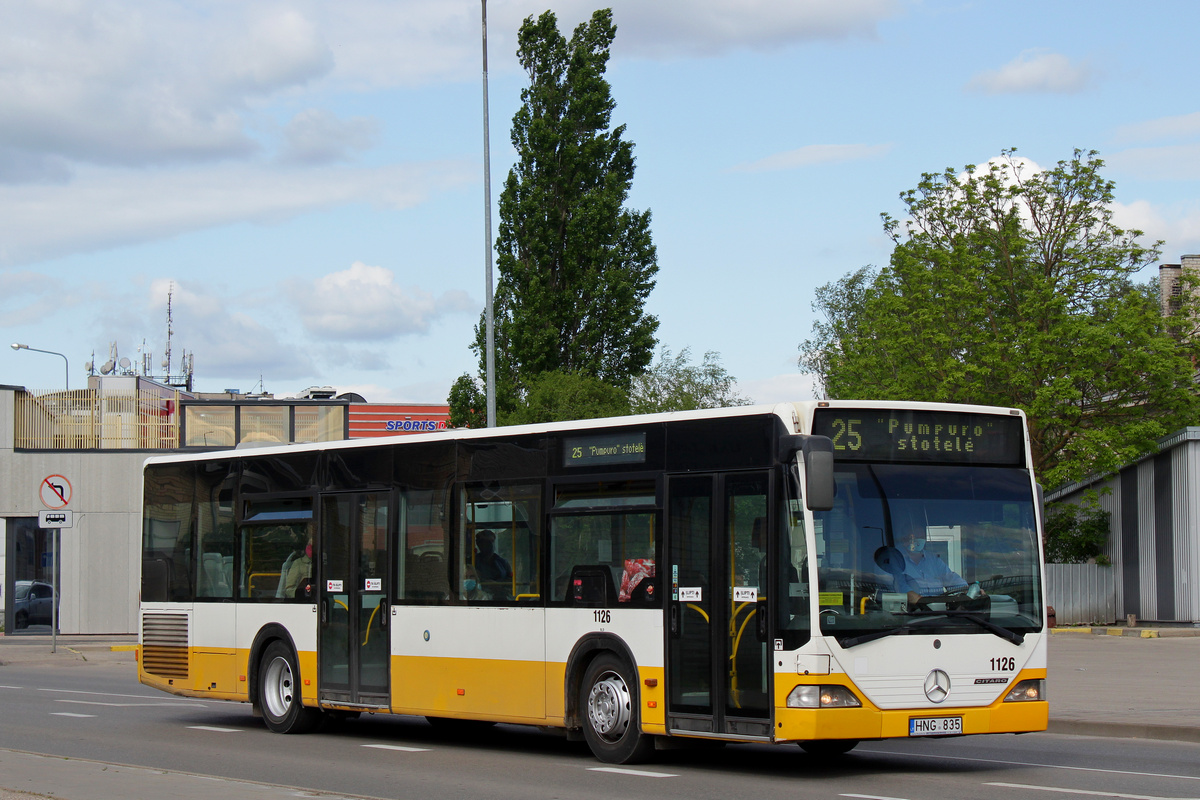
[280,534,313,599]
[473,529,512,596]
[617,558,655,603]
[460,564,491,602]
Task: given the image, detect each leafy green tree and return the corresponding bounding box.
[1045,499,1111,564]
[801,149,1200,486]
[448,374,488,429]
[457,8,658,426]
[504,371,630,425]
[629,346,753,414]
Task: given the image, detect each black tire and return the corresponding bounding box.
[580,653,654,764]
[14,611,28,630]
[798,739,859,756]
[258,641,322,734]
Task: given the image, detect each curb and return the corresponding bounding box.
[1050,627,1200,638]
[1048,719,1200,744]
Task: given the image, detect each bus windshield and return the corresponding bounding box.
[809,463,1041,645]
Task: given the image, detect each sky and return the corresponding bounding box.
[3,0,1199,405]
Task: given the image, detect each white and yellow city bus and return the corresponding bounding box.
[139,401,1047,763]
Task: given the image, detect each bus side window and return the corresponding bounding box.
[398,488,451,605]
[461,483,542,605]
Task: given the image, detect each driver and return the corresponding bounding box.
[893,520,970,606]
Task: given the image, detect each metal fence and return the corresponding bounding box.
[1046,563,1117,625]
[14,388,180,449]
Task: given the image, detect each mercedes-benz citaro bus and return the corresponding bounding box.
[139,401,1047,763]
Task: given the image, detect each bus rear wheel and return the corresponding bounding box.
[259,641,321,734]
[799,739,859,756]
[580,653,654,764]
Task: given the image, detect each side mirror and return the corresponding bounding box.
[781,434,836,511]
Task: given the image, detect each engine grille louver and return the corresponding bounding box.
[141,612,189,680]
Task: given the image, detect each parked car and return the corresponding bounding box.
[13,580,55,630]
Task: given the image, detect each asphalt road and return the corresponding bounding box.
[2,657,1200,800]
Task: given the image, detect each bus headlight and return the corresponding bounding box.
[787,685,863,708]
[1003,679,1045,702]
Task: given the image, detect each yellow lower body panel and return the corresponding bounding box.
[774,668,1048,742]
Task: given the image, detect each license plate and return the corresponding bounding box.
[909,716,963,736]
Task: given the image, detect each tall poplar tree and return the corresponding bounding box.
[454,8,658,426]
[801,149,1200,487]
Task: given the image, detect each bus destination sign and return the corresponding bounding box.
[563,432,647,468]
[811,409,1024,465]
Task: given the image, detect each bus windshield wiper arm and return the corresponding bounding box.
[938,610,1024,645]
[839,611,1024,649]
[838,616,942,649]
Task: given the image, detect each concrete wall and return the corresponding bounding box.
[2,386,147,634]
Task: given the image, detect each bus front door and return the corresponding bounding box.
[667,473,771,739]
[318,492,391,710]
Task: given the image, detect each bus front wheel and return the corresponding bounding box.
[259,641,321,734]
[580,653,654,764]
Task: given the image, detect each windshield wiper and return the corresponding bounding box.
[838,610,1024,649]
[936,610,1025,645]
[838,616,943,648]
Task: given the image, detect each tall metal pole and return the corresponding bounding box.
[481,0,497,427]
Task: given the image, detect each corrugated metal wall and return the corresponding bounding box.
[1049,428,1200,624]
[1046,564,1117,624]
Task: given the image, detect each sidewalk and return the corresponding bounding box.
[1047,626,1200,743]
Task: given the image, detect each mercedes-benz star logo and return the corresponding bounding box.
[924,669,951,703]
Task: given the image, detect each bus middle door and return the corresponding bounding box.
[319,492,391,710]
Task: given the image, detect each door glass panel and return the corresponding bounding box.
[358,494,389,694]
[320,496,352,694]
[726,474,769,719]
[668,476,713,715]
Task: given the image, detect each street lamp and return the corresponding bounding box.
[11,342,69,391]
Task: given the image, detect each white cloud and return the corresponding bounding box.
[0,160,473,267]
[1111,199,1200,256]
[0,271,79,327]
[1114,111,1200,145]
[966,50,1094,95]
[295,0,903,86]
[280,109,380,164]
[0,2,333,170]
[594,0,901,58]
[290,261,475,340]
[730,143,892,173]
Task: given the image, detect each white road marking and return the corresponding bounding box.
[0,685,24,690]
[187,725,242,733]
[56,698,200,708]
[51,712,96,718]
[860,748,1200,783]
[842,795,912,800]
[362,744,431,752]
[588,767,678,778]
[986,782,1200,800]
[39,687,207,703]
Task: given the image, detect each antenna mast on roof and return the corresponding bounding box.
[163,283,174,379]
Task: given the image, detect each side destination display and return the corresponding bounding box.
[811,408,1024,465]
[563,431,647,467]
